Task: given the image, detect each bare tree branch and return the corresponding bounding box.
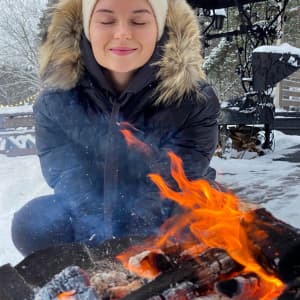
[0,0,47,105]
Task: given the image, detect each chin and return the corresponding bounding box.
[110,65,140,73]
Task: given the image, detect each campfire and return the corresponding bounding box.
[113,149,286,300]
[31,159,300,300]
[1,126,299,300]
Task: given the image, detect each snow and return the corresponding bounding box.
[287,56,300,68]
[0,155,51,266]
[211,9,227,17]
[253,43,300,56]
[0,104,33,114]
[0,131,300,268]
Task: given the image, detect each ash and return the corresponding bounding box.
[34,266,98,300]
[88,258,144,299]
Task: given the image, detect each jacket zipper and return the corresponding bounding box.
[103,96,121,239]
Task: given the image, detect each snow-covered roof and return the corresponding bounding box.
[253,43,300,56]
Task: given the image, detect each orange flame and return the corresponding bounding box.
[120,128,153,157]
[119,127,285,299]
[57,290,77,300]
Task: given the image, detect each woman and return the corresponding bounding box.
[12,0,220,256]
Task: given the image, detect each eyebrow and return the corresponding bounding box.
[95,9,152,14]
[132,9,152,14]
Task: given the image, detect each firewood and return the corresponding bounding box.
[119,248,242,300]
[241,208,300,276]
[215,274,260,299]
[116,208,300,299]
[278,240,300,284]
[127,249,173,278]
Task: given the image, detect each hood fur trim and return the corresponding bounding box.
[39,0,83,90]
[154,0,206,105]
[39,0,206,104]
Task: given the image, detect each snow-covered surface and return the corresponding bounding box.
[0,155,51,266]
[211,8,227,17]
[0,104,33,114]
[253,43,300,56]
[0,131,299,267]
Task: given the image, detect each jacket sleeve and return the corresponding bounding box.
[172,85,220,180]
[33,90,107,244]
[148,84,220,182]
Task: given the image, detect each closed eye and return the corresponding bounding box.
[132,21,146,25]
[100,21,114,25]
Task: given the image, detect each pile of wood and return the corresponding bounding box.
[41,208,298,300]
[89,209,300,300]
[217,126,266,159]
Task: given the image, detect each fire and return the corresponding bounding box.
[57,290,77,300]
[120,122,153,157]
[118,128,285,300]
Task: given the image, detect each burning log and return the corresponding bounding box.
[113,208,300,300]
[119,248,242,300]
[241,208,300,276]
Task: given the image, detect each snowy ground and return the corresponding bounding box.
[0,130,299,267]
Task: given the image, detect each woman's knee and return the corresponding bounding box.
[11,195,74,256]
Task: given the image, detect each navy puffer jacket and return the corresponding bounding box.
[34,0,220,244]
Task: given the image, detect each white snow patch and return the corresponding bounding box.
[0,105,33,114]
[0,155,51,266]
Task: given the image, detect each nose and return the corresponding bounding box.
[113,22,132,40]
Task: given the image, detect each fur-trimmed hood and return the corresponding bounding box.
[40,0,206,104]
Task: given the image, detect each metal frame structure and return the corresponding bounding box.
[188,0,297,150]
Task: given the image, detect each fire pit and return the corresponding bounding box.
[1,217,300,299]
[1,151,300,299]
[0,237,142,300]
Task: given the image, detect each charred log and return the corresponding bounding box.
[278,240,300,284]
[119,248,242,300]
[215,274,260,299]
[277,240,300,300]
[241,208,300,276]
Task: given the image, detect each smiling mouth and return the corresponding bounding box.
[109,48,137,56]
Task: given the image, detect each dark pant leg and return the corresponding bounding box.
[11,195,74,257]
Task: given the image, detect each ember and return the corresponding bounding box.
[34,266,98,300]
[57,290,77,300]
[117,129,288,300]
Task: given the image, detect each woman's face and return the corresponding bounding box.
[89,0,158,77]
